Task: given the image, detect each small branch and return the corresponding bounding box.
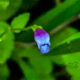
[11,26,31,31]
[15,42,35,47]
[50,15,80,35]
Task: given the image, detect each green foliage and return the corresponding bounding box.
[0,64,9,80]
[51,27,78,48]
[0,0,9,9]
[30,57,52,75]
[49,27,78,64]
[18,60,40,80]
[11,13,30,33]
[0,22,14,63]
[0,0,22,20]
[62,52,80,80]
[16,59,54,80]
[0,0,80,80]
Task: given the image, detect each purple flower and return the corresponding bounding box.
[34,29,50,54]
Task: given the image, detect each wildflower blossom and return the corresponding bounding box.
[34,29,50,53]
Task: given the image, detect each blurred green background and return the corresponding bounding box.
[0,0,80,80]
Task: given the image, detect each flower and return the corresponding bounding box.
[34,28,50,54]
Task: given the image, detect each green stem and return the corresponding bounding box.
[11,25,43,32]
[50,15,79,35]
[11,26,32,31]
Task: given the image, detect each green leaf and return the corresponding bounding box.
[0,27,5,35]
[0,0,9,9]
[32,0,80,31]
[0,64,9,80]
[52,32,80,48]
[62,52,80,80]
[0,0,22,20]
[49,55,64,65]
[18,60,40,80]
[51,27,78,48]
[11,13,30,33]
[12,45,44,60]
[49,27,78,64]
[21,75,55,80]
[15,29,34,42]
[0,22,14,63]
[30,57,52,75]
[39,75,55,80]
[17,59,54,80]
[47,33,80,56]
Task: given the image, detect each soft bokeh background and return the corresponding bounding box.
[0,0,80,80]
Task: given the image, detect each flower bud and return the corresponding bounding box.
[34,29,50,54]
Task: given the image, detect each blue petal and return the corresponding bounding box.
[40,44,50,54]
[37,41,50,49]
[35,33,50,44]
[34,29,50,53]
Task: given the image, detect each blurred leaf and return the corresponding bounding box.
[51,27,78,48]
[0,0,9,9]
[0,0,22,20]
[62,52,80,80]
[49,27,78,64]
[0,64,9,80]
[0,22,14,63]
[13,47,54,80]
[15,29,34,43]
[11,13,30,33]
[30,57,52,75]
[47,39,80,56]
[52,32,80,48]
[32,0,80,31]
[18,60,40,80]
[21,75,55,80]
[0,27,5,35]
[46,27,80,56]
[39,75,55,80]
[49,55,64,65]
[12,46,41,59]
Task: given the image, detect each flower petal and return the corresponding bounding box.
[34,29,50,44]
[34,28,50,54]
[40,44,50,53]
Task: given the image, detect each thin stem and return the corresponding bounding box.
[50,15,80,35]
[11,25,43,32]
[11,26,32,31]
[15,42,35,47]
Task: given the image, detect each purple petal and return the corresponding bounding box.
[34,28,50,54]
[34,29,50,44]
